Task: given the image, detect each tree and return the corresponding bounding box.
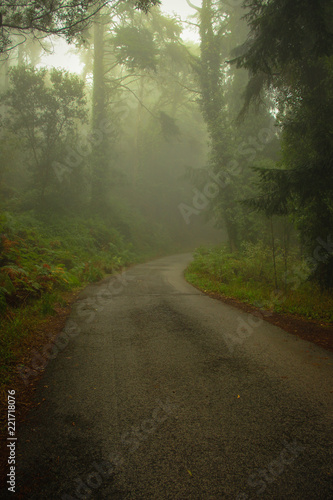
[187,1,235,249]
[87,3,161,208]
[1,66,87,206]
[0,0,161,56]
[90,9,110,209]
[82,3,210,243]
[188,1,262,251]
[234,0,333,288]
[82,2,189,202]
[110,6,187,185]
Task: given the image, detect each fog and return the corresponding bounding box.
[0,0,332,290]
[1,2,332,496]
[0,2,230,254]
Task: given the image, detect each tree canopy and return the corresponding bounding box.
[0,0,161,55]
[233,0,333,288]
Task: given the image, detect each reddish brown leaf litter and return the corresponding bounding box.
[203,289,333,353]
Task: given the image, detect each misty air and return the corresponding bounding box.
[0,1,332,498]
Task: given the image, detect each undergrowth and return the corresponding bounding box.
[186,244,333,324]
[0,210,168,386]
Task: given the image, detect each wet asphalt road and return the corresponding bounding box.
[4,254,333,499]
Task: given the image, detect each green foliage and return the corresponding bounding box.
[40,293,58,316]
[186,245,333,323]
[191,1,279,251]
[0,0,161,54]
[0,211,139,313]
[0,287,8,314]
[113,26,158,71]
[1,65,87,207]
[134,0,161,13]
[234,0,333,288]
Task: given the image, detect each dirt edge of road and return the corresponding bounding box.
[187,280,333,353]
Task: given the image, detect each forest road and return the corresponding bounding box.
[6,254,333,499]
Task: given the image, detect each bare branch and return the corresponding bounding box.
[186,0,201,13]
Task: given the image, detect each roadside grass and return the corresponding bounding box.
[0,301,50,387]
[185,245,333,324]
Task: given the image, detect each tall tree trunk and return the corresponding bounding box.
[283,218,290,291]
[133,77,145,187]
[17,42,24,65]
[91,12,109,211]
[270,217,278,290]
[1,58,10,91]
[198,0,239,251]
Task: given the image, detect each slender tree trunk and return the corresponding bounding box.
[92,14,105,131]
[91,12,109,210]
[283,218,290,291]
[1,59,10,91]
[198,0,239,251]
[17,43,24,65]
[223,193,238,252]
[270,217,278,290]
[133,77,145,187]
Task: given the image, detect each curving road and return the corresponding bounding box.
[6,254,333,498]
